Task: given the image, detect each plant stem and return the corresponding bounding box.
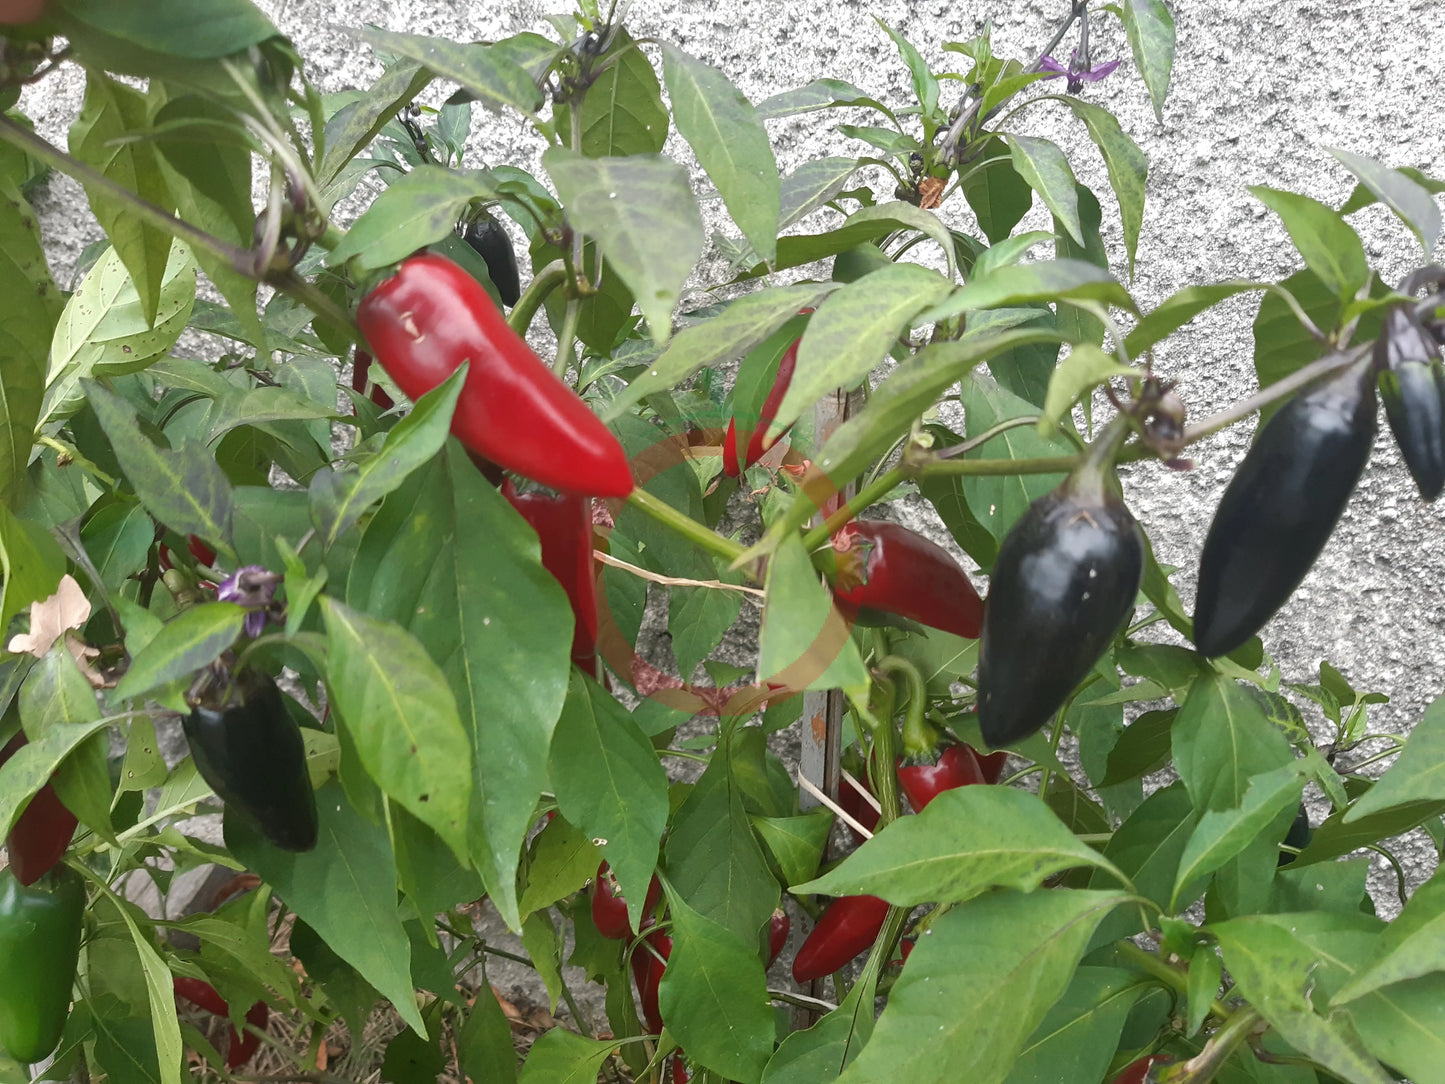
[1114,941,1233,1022]
[0,114,252,272]
[800,467,906,550]
[918,454,1080,479]
[554,296,582,379]
[1174,1008,1264,1084]
[507,259,568,337]
[626,487,749,568]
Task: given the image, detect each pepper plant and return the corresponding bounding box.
[1,1,1444,1083]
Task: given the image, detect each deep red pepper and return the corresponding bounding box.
[767,908,790,967]
[671,1054,689,1083]
[350,347,395,411]
[832,522,984,639]
[837,773,881,844]
[505,486,601,677]
[590,862,661,941]
[630,926,672,1033]
[723,334,802,477]
[173,977,268,1069]
[357,254,633,498]
[1113,1055,1168,1084]
[791,895,890,982]
[975,747,1007,784]
[1,731,78,886]
[897,743,986,813]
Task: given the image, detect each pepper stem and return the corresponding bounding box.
[878,656,935,758]
[506,259,569,338]
[1062,414,1132,505]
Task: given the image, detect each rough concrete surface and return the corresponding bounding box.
[14,0,1445,1025]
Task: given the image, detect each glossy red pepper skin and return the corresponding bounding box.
[630,926,672,1033]
[897,743,986,813]
[505,487,601,677]
[975,747,1008,785]
[1,731,78,886]
[832,522,984,640]
[837,774,881,844]
[671,1054,689,1083]
[173,977,268,1069]
[767,908,790,967]
[791,895,889,982]
[350,348,395,411]
[590,863,661,941]
[357,255,633,498]
[723,335,802,477]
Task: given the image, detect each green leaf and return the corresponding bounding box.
[543,148,703,344]
[658,894,775,1081]
[515,1029,618,1084]
[58,0,277,60]
[664,736,779,942]
[1329,147,1440,258]
[43,243,196,425]
[1299,797,1445,866]
[112,602,246,701]
[228,782,423,1033]
[1065,100,1147,276]
[1172,673,1296,812]
[83,379,233,553]
[1008,134,1084,246]
[837,890,1129,1084]
[770,262,951,439]
[1124,280,1262,355]
[348,448,571,928]
[308,364,465,547]
[1122,0,1176,121]
[1211,916,1396,1084]
[663,44,779,265]
[756,79,894,122]
[733,202,954,280]
[553,29,667,158]
[67,72,175,325]
[0,713,115,840]
[815,327,1066,491]
[1344,974,1445,1084]
[289,918,378,1035]
[960,374,1073,543]
[762,974,876,1083]
[1004,967,1148,1084]
[923,258,1137,324]
[797,787,1124,904]
[1098,708,1178,786]
[0,175,61,510]
[779,156,862,230]
[326,166,498,269]
[1343,696,1445,823]
[549,671,669,934]
[321,597,472,864]
[1248,186,1369,300]
[458,985,518,1084]
[18,644,112,844]
[361,28,544,116]
[520,910,565,1012]
[1171,763,1308,909]
[1086,782,1198,949]
[108,890,184,1084]
[605,283,834,419]
[758,534,867,694]
[318,56,429,188]
[753,809,833,889]
[1041,343,1137,433]
[518,816,599,917]
[0,504,65,639]
[962,136,1032,245]
[1333,868,1445,1002]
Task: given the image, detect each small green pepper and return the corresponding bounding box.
[0,864,85,1064]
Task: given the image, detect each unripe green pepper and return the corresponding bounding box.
[0,865,85,1064]
[1374,303,1445,501]
[978,419,1143,747]
[184,668,318,853]
[1193,355,1376,658]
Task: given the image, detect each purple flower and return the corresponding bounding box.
[218,565,281,638]
[1039,50,1120,93]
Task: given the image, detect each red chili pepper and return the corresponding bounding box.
[837,773,881,844]
[172,977,269,1069]
[349,348,395,410]
[1112,1055,1168,1084]
[671,1054,689,1083]
[975,747,1008,784]
[187,536,216,567]
[791,895,889,982]
[1,731,78,886]
[767,908,790,967]
[897,743,987,812]
[630,926,672,1033]
[505,486,601,677]
[831,522,984,639]
[591,863,661,941]
[357,254,634,498]
[723,332,803,477]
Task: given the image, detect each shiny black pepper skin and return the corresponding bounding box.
[978,486,1144,747]
[463,215,521,307]
[184,669,318,852]
[1375,304,1445,502]
[1192,357,1376,659]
